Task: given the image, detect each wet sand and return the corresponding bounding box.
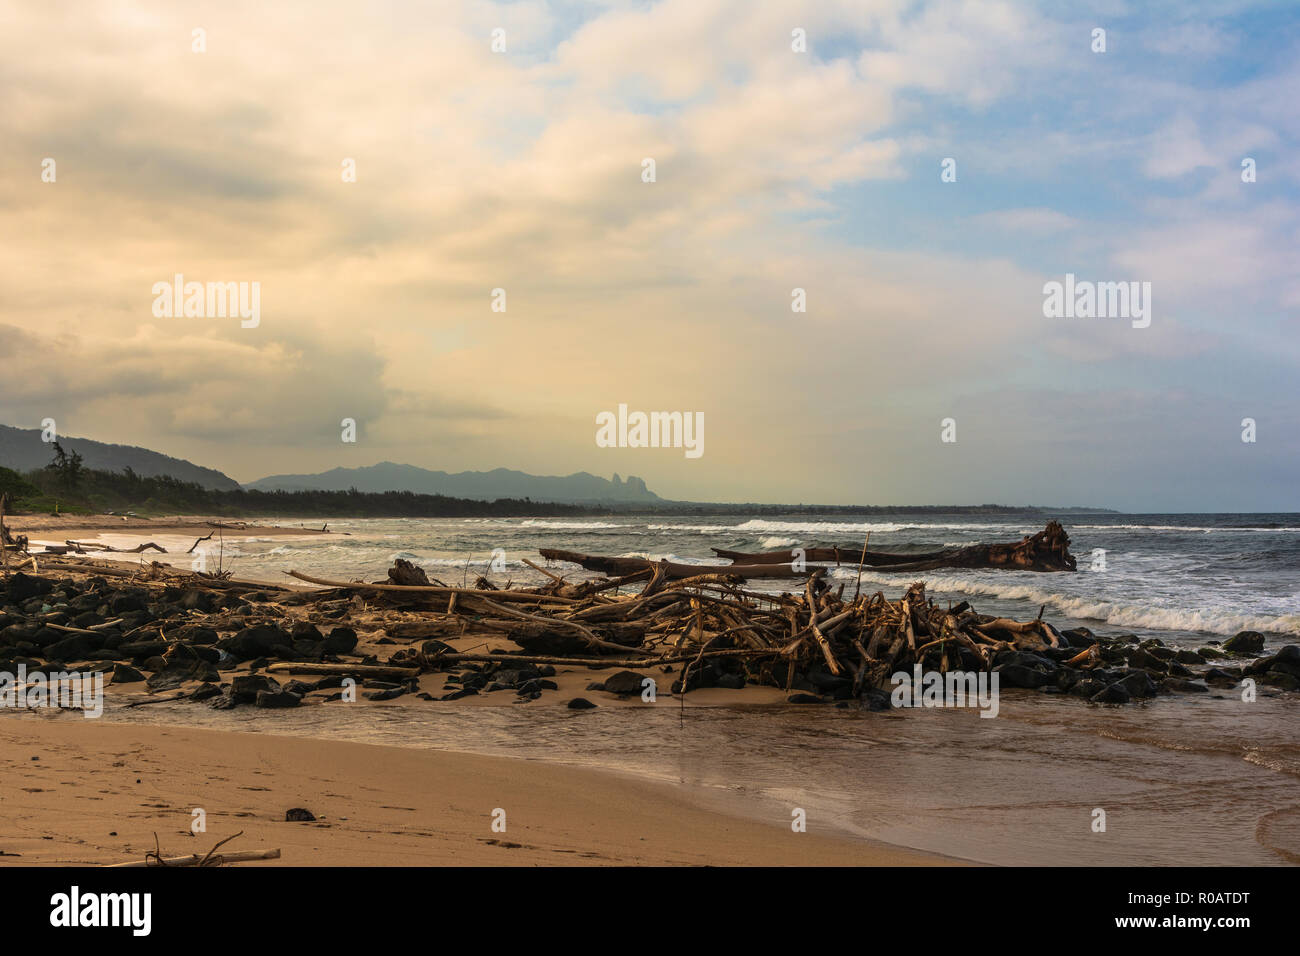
[0,717,947,866]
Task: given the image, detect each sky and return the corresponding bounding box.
[0,0,1296,511]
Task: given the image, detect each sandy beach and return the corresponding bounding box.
[0,718,944,866]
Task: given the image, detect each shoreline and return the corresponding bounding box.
[0,716,950,866]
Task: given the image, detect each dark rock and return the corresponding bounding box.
[175,626,219,645]
[7,573,52,603]
[1091,682,1131,704]
[365,687,407,701]
[585,681,606,692]
[147,659,220,692]
[1060,627,1096,647]
[1223,631,1265,654]
[323,627,358,655]
[230,673,281,704]
[1262,671,1300,691]
[860,688,892,711]
[177,589,216,612]
[255,690,301,708]
[997,663,1055,689]
[715,672,746,690]
[1053,667,1083,692]
[566,697,597,709]
[787,693,824,704]
[45,634,101,662]
[1204,667,1241,688]
[291,639,324,659]
[219,625,292,660]
[119,640,167,659]
[1127,648,1168,672]
[1117,670,1159,699]
[111,662,146,684]
[440,687,479,700]
[601,670,648,696]
[285,808,316,822]
[1070,678,1107,698]
[290,622,324,642]
[109,593,146,614]
[163,642,199,661]
[1161,678,1208,693]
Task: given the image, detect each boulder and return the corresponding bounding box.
[1223,631,1265,655]
[601,670,648,696]
[1091,682,1131,704]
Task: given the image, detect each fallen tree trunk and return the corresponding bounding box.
[711,521,1078,572]
[538,549,807,580]
[712,545,951,566]
[266,662,421,680]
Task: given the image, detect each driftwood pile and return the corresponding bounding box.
[282,553,1287,706]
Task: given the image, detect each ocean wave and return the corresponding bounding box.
[1075,524,1300,533]
[514,520,628,530]
[829,568,1300,636]
[647,520,1006,536]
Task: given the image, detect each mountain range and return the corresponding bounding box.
[0,424,240,490]
[245,462,660,503]
[0,425,659,503]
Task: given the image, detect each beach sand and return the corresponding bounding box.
[0,718,947,866]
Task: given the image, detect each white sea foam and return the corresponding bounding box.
[647,520,999,535]
[826,567,1300,636]
[1075,524,1300,533]
[514,520,627,530]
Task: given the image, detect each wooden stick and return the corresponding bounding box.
[286,570,578,604]
[853,531,870,601]
[266,662,420,680]
[108,848,280,868]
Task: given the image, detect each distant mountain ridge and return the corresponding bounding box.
[246,461,661,503]
[0,424,239,490]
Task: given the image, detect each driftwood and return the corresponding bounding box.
[332,551,1071,696]
[45,540,168,555]
[538,549,805,580]
[108,831,279,867]
[286,570,580,604]
[266,662,420,680]
[712,521,1077,573]
[0,494,27,556]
